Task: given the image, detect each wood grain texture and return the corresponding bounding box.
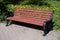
[14,8,52,21]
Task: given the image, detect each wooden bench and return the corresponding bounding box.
[5,8,53,36]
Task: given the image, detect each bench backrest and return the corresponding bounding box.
[14,8,53,21]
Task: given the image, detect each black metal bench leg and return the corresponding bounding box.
[0,19,2,22]
[0,16,2,22]
[6,20,9,26]
[43,23,47,36]
[43,26,46,36]
[5,16,9,26]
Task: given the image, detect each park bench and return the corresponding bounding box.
[5,8,53,36]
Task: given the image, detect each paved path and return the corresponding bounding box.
[0,23,60,40]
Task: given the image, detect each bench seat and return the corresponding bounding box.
[7,16,44,26]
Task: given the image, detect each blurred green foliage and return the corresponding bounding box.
[0,0,60,30]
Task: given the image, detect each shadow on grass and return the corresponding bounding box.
[10,20,54,36]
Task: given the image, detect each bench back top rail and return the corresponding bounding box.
[14,8,53,21]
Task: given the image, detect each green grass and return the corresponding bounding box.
[49,1,60,30]
[1,1,60,30]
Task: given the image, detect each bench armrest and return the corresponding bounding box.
[5,12,14,17]
[5,12,14,20]
[47,10,53,22]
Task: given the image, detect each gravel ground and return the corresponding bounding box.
[0,23,60,40]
